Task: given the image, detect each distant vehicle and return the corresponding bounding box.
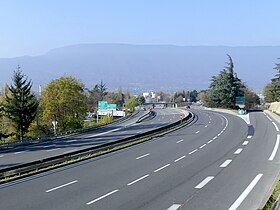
[186,105,190,109]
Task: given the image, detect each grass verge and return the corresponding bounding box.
[263,179,280,210]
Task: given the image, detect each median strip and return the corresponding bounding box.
[0,111,194,183]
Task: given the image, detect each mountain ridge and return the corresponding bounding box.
[1,43,278,93]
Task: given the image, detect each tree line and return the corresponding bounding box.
[0,55,264,142]
[0,67,144,142]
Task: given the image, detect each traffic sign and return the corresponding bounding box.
[236,96,245,108]
[98,101,117,111]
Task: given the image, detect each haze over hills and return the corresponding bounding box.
[0,44,279,93]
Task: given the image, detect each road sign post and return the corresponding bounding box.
[236,96,245,108]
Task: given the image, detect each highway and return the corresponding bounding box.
[0,108,185,169]
[0,109,279,209]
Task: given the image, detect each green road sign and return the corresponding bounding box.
[236,96,245,108]
[98,101,108,110]
[236,96,245,104]
[98,101,117,110]
[107,103,117,110]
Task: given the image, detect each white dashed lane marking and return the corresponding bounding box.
[127,174,150,186]
[154,164,170,173]
[195,176,215,189]
[176,139,184,144]
[86,189,119,205]
[234,148,243,154]
[220,160,232,168]
[136,153,150,160]
[46,180,78,193]
[189,149,198,155]
[174,156,186,162]
[242,141,249,146]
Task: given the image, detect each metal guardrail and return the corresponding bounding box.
[0,111,140,151]
[0,111,194,183]
[136,111,156,123]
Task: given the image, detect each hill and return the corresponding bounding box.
[0,44,279,93]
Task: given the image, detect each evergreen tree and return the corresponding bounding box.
[264,58,280,102]
[206,55,245,108]
[3,67,39,140]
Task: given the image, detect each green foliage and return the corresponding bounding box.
[40,76,87,132]
[86,80,108,112]
[2,67,39,140]
[206,55,245,109]
[98,115,112,125]
[138,96,145,105]
[244,89,260,109]
[126,97,138,113]
[264,59,280,102]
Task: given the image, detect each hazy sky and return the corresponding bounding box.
[0,0,280,57]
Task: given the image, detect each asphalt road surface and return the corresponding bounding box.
[0,109,279,210]
[0,108,185,169]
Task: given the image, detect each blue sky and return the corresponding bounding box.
[0,0,279,57]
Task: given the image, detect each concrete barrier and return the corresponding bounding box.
[269,102,280,114]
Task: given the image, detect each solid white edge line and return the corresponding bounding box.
[200,144,206,149]
[46,180,78,193]
[154,164,170,173]
[189,149,198,155]
[195,176,215,189]
[86,189,119,205]
[127,174,149,186]
[208,140,213,144]
[166,204,182,210]
[242,141,249,146]
[136,153,150,160]
[213,136,217,140]
[174,155,186,162]
[220,160,232,168]
[234,148,243,154]
[228,174,263,210]
[269,134,280,161]
[272,122,280,132]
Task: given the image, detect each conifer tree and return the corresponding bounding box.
[207,55,245,108]
[3,66,39,140]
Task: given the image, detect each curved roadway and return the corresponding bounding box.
[0,109,279,210]
[0,108,185,169]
